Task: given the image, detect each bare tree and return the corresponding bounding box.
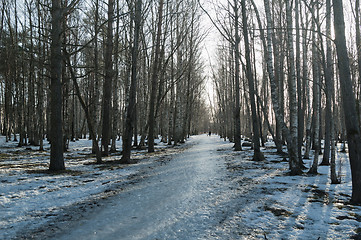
[285,0,302,174]
[101,0,114,156]
[122,0,142,164]
[295,0,304,167]
[232,0,242,151]
[321,0,333,166]
[262,0,302,174]
[240,0,263,160]
[90,0,101,154]
[148,0,164,153]
[65,52,102,164]
[308,9,321,174]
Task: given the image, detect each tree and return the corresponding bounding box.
[295,0,304,167]
[333,0,361,203]
[249,0,283,153]
[90,0,101,155]
[232,0,242,151]
[308,9,321,174]
[101,0,114,156]
[65,49,103,164]
[285,0,302,174]
[321,0,333,166]
[356,0,361,125]
[49,0,65,171]
[240,0,263,160]
[110,0,121,153]
[148,0,164,153]
[272,1,286,155]
[122,0,142,164]
[37,0,45,151]
[263,0,302,174]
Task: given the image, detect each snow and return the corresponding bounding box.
[1,135,361,239]
[0,137,168,240]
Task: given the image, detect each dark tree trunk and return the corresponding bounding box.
[240,0,263,160]
[356,0,361,125]
[233,0,242,151]
[101,0,114,156]
[91,0,100,154]
[49,0,65,171]
[148,0,164,153]
[333,0,361,203]
[122,0,142,164]
[111,0,121,153]
[321,0,333,166]
[295,0,304,167]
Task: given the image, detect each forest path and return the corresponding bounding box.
[55,135,278,239]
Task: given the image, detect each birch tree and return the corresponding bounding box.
[308,8,321,174]
[285,0,301,174]
[263,0,302,174]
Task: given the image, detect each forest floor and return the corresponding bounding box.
[1,135,361,239]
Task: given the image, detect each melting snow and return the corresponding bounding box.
[1,135,361,239]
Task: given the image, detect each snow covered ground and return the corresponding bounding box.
[0,136,174,240]
[1,135,361,239]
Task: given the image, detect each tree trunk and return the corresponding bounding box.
[101,0,114,156]
[111,0,121,153]
[302,9,311,160]
[356,0,361,128]
[241,0,263,160]
[148,0,164,153]
[233,0,242,151]
[273,4,285,154]
[122,0,142,164]
[91,0,100,154]
[308,29,320,174]
[168,28,175,145]
[249,0,283,152]
[321,0,333,166]
[303,20,312,159]
[295,0,304,167]
[37,3,45,151]
[285,0,301,174]
[49,0,65,171]
[263,0,301,174]
[333,0,361,203]
[330,57,340,183]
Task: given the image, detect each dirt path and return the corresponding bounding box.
[43,135,281,240]
[11,135,361,239]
